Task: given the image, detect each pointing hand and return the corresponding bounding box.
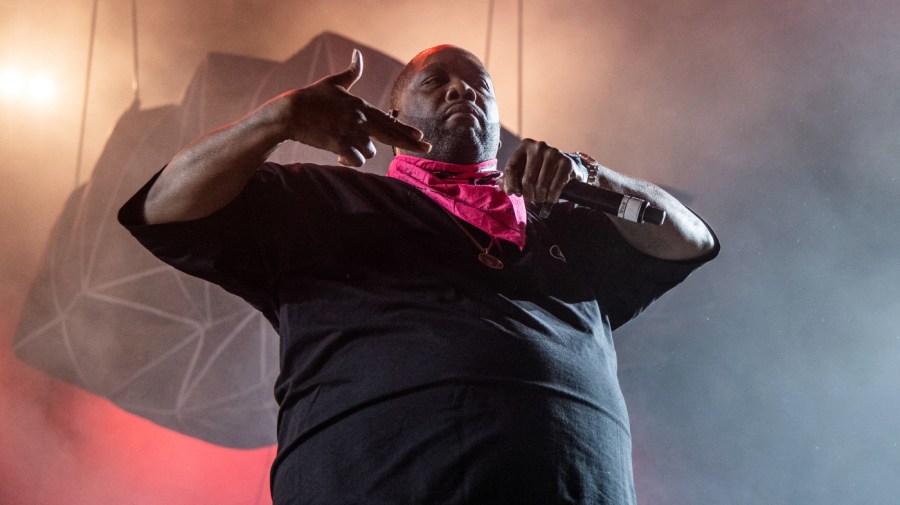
[271,49,431,167]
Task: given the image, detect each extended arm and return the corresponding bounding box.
[500,139,715,261]
[142,50,431,225]
[589,164,715,261]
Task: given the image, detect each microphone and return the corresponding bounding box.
[561,181,666,225]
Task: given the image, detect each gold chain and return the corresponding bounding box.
[442,211,505,269]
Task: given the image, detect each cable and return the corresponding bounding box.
[74,0,100,188]
[484,0,495,70]
[517,0,524,136]
[131,0,141,107]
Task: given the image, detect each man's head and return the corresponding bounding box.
[390,45,500,164]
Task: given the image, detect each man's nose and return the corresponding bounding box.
[445,79,477,101]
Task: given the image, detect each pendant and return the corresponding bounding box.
[478,251,505,269]
[549,245,566,262]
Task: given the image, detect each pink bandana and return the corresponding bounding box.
[387,155,527,249]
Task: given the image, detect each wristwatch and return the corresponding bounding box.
[565,151,600,186]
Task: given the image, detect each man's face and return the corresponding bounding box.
[396,46,501,164]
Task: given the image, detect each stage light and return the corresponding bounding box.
[29,75,55,104]
[0,68,24,97]
[0,68,56,105]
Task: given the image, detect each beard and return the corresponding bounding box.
[400,114,501,165]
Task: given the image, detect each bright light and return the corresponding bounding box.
[0,68,24,97]
[29,75,55,104]
[0,68,56,105]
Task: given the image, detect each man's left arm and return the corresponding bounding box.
[501,139,715,261]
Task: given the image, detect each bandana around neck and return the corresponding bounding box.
[387,154,527,249]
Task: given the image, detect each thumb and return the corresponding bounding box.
[330,48,364,90]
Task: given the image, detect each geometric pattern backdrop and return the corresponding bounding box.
[13,32,521,448]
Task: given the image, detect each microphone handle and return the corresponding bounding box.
[561,181,666,225]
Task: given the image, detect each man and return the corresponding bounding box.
[119,45,717,504]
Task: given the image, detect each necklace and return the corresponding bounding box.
[443,211,504,269]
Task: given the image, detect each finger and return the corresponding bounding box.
[337,145,365,167]
[503,141,530,196]
[539,203,553,219]
[521,143,547,203]
[534,151,560,203]
[365,109,431,152]
[357,138,377,159]
[329,49,364,90]
[546,157,573,203]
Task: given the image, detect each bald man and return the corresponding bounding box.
[120,45,717,505]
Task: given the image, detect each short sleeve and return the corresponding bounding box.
[117,164,290,321]
[555,207,720,330]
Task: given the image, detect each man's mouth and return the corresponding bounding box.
[444,103,482,121]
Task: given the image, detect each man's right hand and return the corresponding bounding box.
[144,49,430,224]
[269,49,431,167]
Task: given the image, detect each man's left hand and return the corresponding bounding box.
[499,139,587,205]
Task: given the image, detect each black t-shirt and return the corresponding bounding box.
[119,162,718,505]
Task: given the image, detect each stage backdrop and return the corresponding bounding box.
[13,31,521,449]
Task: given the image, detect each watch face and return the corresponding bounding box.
[576,151,599,167]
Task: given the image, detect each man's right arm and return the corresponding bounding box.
[143,49,431,225]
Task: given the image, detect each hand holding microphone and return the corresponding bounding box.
[500,139,666,225]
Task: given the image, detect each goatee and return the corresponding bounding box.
[400,115,500,165]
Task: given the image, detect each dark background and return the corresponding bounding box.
[2,0,898,503]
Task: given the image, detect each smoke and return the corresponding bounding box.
[610,1,900,503]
